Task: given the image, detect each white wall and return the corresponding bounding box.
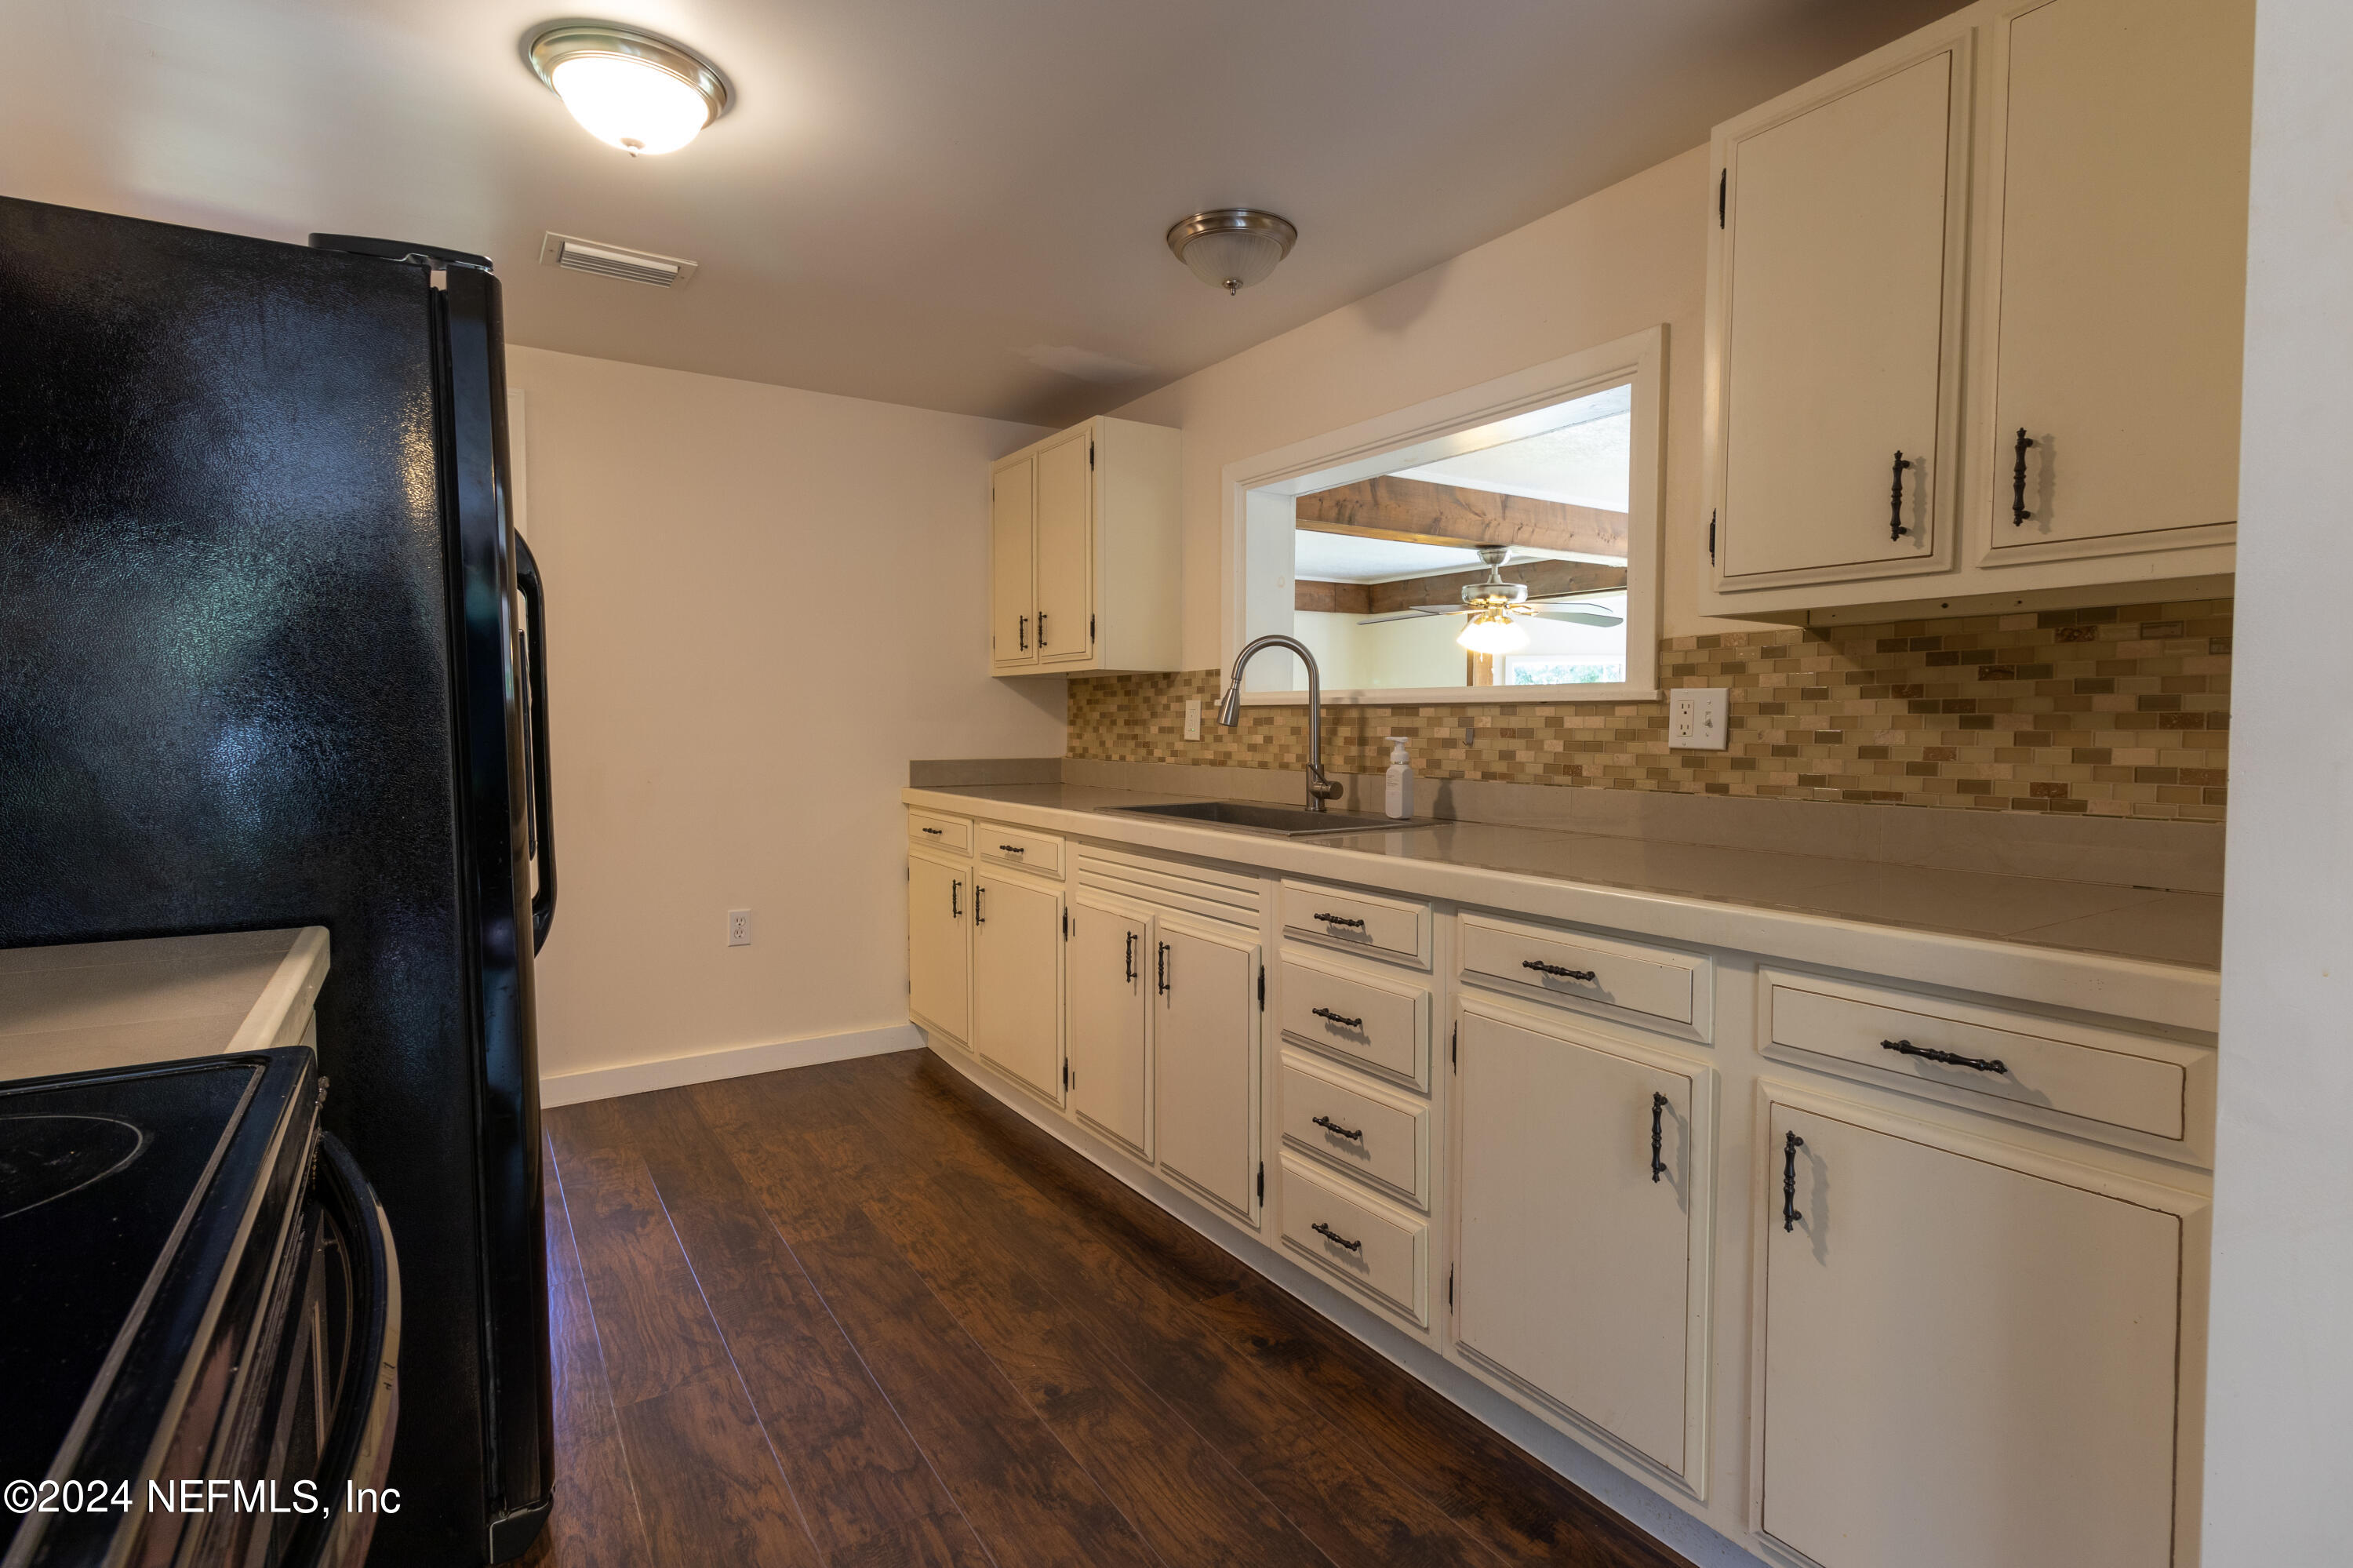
[2202,0,2353,1556]
[1116,145,1732,666]
[506,346,1060,1082]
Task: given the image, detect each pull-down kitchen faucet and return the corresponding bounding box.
[1218,635,1344,812]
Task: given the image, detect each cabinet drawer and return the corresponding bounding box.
[907,810,971,854]
[1279,1155,1427,1326]
[1280,880,1431,968]
[1459,913,1708,1039]
[1278,952,1432,1090]
[1762,970,2212,1158]
[1279,1050,1430,1208]
[977,824,1064,878]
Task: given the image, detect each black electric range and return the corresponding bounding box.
[1,1049,397,1568]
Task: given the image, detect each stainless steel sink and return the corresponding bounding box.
[1098,800,1420,838]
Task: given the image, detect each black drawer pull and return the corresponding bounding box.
[1881,1038,2008,1075]
[973,886,985,926]
[1649,1093,1668,1184]
[998,842,1025,854]
[1157,941,1170,996]
[1889,450,1913,540]
[1311,1221,1362,1253]
[1782,1131,1804,1231]
[1311,1115,1363,1143]
[1123,930,1136,983]
[1310,1006,1363,1031]
[1522,959,1597,981]
[2012,427,2037,526]
[921,825,944,835]
[1313,912,1366,930]
[951,880,961,919]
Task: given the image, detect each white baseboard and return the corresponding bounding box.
[539,1023,922,1108]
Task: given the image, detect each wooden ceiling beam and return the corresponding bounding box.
[1293,474,1628,559]
[1294,579,1372,614]
[1363,558,1626,617]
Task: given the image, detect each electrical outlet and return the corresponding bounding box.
[726,908,754,947]
[1668,688,1729,751]
[1184,697,1202,741]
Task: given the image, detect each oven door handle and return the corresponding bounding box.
[284,1133,402,1568]
[515,533,558,954]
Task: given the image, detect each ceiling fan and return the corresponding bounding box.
[1355,546,1624,653]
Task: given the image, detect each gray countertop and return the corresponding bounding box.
[907,784,2222,973]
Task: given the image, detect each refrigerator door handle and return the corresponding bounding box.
[515,533,558,952]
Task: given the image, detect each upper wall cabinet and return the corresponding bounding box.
[989,416,1183,675]
[1701,0,2253,623]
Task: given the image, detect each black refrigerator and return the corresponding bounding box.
[0,197,557,1563]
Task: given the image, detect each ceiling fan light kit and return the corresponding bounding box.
[1355,545,1627,640]
[528,22,732,155]
[1166,209,1298,294]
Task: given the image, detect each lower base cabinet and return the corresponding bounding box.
[907,852,970,1043]
[1453,1002,1707,1479]
[1151,917,1261,1221]
[971,871,1064,1105]
[1761,1100,2189,1568]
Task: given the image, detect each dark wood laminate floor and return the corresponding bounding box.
[522,1048,1690,1568]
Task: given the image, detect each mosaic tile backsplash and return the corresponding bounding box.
[1067,599,2230,821]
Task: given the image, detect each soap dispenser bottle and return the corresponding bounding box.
[1383,737,1414,820]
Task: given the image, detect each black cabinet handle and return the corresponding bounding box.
[1311,1221,1362,1253]
[2012,428,2037,526]
[1018,614,1029,649]
[1889,451,1913,540]
[1522,959,1597,981]
[1157,941,1170,995]
[1881,1038,2008,1075]
[1311,1115,1363,1143]
[1313,912,1366,930]
[515,533,558,953]
[1310,1006,1363,1031]
[973,886,985,926]
[921,825,944,835]
[1124,930,1136,983]
[951,880,961,919]
[1782,1131,1804,1231]
[1038,611,1049,648]
[998,842,1025,855]
[1650,1093,1668,1184]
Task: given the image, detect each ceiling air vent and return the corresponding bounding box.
[537,232,699,289]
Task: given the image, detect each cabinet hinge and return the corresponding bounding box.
[1062,909,1069,940]
[1257,966,1265,1010]
[1450,1022,1458,1070]
[1089,440,1095,470]
[1448,1267,1454,1309]
[1089,613,1096,643]
[1708,511,1717,566]
[1062,1060,1070,1090]
[1257,1162,1265,1204]
[1718,168,1726,228]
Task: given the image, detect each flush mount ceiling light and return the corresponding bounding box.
[1166,209,1297,295]
[527,23,732,155]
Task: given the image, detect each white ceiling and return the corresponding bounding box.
[1,0,1963,424]
[1393,384,1633,510]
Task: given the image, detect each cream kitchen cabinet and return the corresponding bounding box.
[1758,1093,2201,1568]
[1453,1000,1712,1485]
[1151,916,1264,1224]
[907,848,971,1046]
[987,416,1182,675]
[1066,890,1151,1158]
[1700,0,2249,622]
[970,868,1064,1106]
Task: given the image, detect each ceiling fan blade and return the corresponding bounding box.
[1526,607,1625,627]
[1355,606,1458,626]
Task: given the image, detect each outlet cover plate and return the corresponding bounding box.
[1668,688,1729,751]
[727,909,754,947]
[1184,698,1202,741]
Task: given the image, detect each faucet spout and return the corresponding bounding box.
[1219,634,1344,811]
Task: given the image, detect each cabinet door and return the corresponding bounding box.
[1718,43,1965,582]
[1982,0,2252,555]
[1067,894,1149,1156]
[1455,1008,1698,1475]
[907,854,969,1044]
[1033,428,1093,668]
[1152,920,1260,1221]
[989,456,1037,671]
[971,875,1061,1103]
[1762,1102,2183,1568]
